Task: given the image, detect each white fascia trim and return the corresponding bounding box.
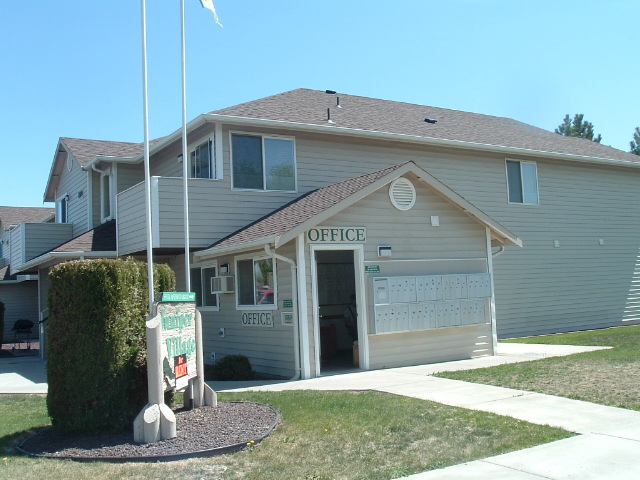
[14,251,118,273]
[194,236,279,260]
[128,114,211,165]
[203,114,640,170]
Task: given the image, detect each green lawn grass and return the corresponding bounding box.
[0,391,571,480]
[437,325,640,411]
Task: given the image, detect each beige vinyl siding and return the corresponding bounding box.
[55,154,89,236]
[368,325,492,369]
[117,164,144,193]
[199,248,297,378]
[8,223,74,273]
[310,176,493,369]
[117,183,148,255]
[0,281,39,343]
[118,122,640,339]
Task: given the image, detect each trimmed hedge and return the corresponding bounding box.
[0,300,4,344]
[47,258,175,434]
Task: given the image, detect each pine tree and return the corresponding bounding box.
[555,114,602,143]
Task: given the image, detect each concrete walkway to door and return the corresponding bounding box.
[213,343,640,479]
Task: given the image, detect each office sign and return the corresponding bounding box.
[157,292,197,391]
[306,226,366,243]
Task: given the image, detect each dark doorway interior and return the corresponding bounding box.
[315,250,358,373]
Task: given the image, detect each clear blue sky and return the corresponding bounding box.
[1,1,638,207]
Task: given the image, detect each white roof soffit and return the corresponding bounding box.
[203,113,640,169]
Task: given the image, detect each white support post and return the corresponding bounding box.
[193,309,217,408]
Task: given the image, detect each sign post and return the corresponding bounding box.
[134,292,216,443]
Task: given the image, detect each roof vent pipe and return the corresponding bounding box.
[336,96,342,108]
[327,108,334,124]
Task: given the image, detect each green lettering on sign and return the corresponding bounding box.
[161,292,196,302]
[365,265,381,273]
[283,299,293,308]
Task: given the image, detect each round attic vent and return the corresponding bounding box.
[389,177,416,211]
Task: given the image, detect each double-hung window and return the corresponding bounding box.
[56,193,68,223]
[231,133,296,191]
[190,139,214,179]
[100,170,113,222]
[506,160,539,204]
[190,263,219,309]
[236,257,276,308]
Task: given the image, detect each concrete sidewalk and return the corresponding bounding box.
[211,343,640,480]
[3,343,640,478]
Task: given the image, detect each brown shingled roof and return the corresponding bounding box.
[0,206,54,228]
[60,136,167,166]
[50,220,117,253]
[211,88,638,164]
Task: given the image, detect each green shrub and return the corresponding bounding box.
[46,258,175,434]
[0,300,4,344]
[206,354,256,381]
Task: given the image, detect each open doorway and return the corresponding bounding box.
[314,250,359,372]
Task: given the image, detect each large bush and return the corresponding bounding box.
[47,258,175,434]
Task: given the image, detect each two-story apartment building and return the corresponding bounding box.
[5,89,640,378]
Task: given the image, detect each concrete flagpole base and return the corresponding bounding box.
[133,402,177,443]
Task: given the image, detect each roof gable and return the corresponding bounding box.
[196,162,521,259]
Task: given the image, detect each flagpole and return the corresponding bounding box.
[181,0,191,293]
[141,0,155,311]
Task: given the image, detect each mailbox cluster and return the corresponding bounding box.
[372,274,492,334]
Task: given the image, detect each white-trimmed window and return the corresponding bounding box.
[231,133,296,191]
[56,193,68,223]
[236,256,276,308]
[506,160,539,204]
[100,170,114,222]
[190,262,219,309]
[190,139,214,179]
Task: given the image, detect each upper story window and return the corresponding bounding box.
[190,139,214,179]
[100,170,113,222]
[231,133,296,191]
[56,193,68,223]
[236,256,276,309]
[506,160,539,204]
[190,262,219,309]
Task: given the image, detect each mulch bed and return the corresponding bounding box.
[18,401,279,462]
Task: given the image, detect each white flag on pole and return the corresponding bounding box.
[199,0,223,26]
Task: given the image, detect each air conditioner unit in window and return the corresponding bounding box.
[211,276,234,294]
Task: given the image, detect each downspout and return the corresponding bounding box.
[264,244,301,381]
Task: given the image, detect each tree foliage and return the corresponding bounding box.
[555,114,602,143]
[630,127,640,155]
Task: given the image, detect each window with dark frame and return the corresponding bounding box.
[232,133,295,191]
[506,160,539,204]
[190,139,214,179]
[237,257,275,307]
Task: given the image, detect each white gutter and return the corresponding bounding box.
[264,244,301,381]
[203,114,640,170]
[492,246,506,257]
[13,251,118,274]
